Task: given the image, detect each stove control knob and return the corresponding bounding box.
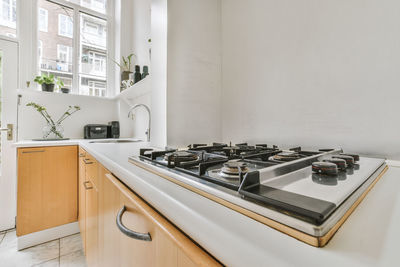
[332,155,355,166]
[340,153,360,162]
[312,162,338,176]
[323,158,347,170]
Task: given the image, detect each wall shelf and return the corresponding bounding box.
[113,76,151,106]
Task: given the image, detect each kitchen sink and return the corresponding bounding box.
[89,139,142,144]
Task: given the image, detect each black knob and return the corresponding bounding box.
[312,162,338,175]
[323,158,347,170]
[332,155,355,166]
[340,153,360,162]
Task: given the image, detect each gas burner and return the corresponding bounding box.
[164,151,199,164]
[219,161,249,179]
[270,152,304,162]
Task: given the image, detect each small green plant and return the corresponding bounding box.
[27,102,81,139]
[34,74,64,87]
[112,53,136,72]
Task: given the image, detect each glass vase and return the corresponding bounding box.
[42,123,64,139]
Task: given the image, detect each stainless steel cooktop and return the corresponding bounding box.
[129,143,386,240]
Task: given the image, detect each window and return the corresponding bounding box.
[67,0,106,14]
[38,0,74,93]
[59,14,73,38]
[38,8,48,32]
[79,13,107,96]
[38,0,109,96]
[0,0,17,37]
[57,45,72,72]
[57,45,72,63]
[38,40,42,63]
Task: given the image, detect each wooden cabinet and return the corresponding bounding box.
[78,147,87,253]
[99,168,220,267]
[80,149,220,267]
[85,155,99,267]
[78,148,99,265]
[17,146,78,236]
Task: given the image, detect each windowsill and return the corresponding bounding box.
[16,88,115,101]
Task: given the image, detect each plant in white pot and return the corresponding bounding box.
[27,102,81,139]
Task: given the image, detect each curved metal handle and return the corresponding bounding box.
[79,153,85,158]
[116,206,152,241]
[83,159,93,164]
[83,181,93,190]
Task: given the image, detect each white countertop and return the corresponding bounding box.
[14,140,400,266]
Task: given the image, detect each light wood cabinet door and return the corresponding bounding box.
[101,172,220,267]
[98,165,121,267]
[78,148,87,253]
[119,193,155,267]
[85,156,98,267]
[17,146,78,236]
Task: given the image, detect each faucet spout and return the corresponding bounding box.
[128,104,151,142]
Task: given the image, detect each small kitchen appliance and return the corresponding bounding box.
[129,142,387,247]
[84,124,109,139]
[108,121,120,138]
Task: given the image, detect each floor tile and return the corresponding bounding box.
[33,258,60,267]
[60,234,83,256]
[60,250,86,267]
[0,232,60,267]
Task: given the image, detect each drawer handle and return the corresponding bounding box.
[83,159,93,164]
[83,181,93,190]
[116,206,152,242]
[22,150,45,154]
[79,153,85,157]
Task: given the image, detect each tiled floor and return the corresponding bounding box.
[0,229,86,267]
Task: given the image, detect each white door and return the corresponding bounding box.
[0,38,18,231]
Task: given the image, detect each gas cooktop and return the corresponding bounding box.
[129,142,387,246]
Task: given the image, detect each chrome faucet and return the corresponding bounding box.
[128,104,151,142]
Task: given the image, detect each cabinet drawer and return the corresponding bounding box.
[84,153,98,188]
[79,147,86,158]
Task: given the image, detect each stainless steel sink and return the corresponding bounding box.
[89,139,142,144]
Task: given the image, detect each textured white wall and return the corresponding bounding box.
[221,0,400,159]
[166,0,222,147]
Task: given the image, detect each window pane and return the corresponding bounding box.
[38,8,48,32]
[67,0,107,14]
[79,13,107,96]
[38,0,74,92]
[0,0,17,38]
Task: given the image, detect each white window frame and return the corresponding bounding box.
[34,0,115,97]
[38,7,47,32]
[58,13,73,38]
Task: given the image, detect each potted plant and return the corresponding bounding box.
[113,53,136,82]
[26,102,81,139]
[34,74,64,92]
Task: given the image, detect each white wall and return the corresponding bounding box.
[18,90,118,140]
[131,0,151,68]
[166,0,222,147]
[221,0,400,159]
[150,0,168,147]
